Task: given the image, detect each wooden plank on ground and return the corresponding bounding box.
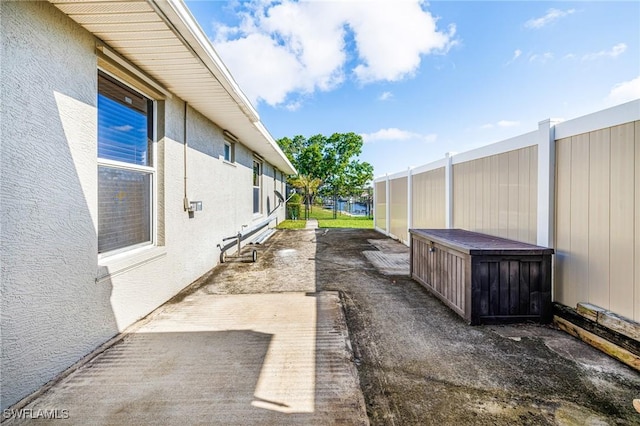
[577,302,640,341]
[599,313,640,342]
[554,316,640,371]
[577,302,605,322]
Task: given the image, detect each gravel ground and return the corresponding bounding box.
[195,228,640,425]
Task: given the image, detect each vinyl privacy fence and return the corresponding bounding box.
[374,100,640,322]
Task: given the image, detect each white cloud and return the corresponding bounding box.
[212,0,456,107]
[361,128,437,143]
[505,49,521,66]
[525,8,575,29]
[378,91,393,101]
[481,120,519,129]
[582,43,627,61]
[606,76,640,105]
[529,52,553,63]
[285,100,303,111]
[112,125,134,132]
[347,3,456,83]
[215,33,307,106]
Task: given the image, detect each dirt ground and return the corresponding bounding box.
[194,228,640,425]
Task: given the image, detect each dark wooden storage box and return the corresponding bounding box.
[409,229,554,325]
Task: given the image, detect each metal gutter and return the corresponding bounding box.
[254,121,297,176]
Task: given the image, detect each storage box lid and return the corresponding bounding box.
[409,229,554,255]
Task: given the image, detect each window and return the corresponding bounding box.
[224,140,235,162]
[253,159,261,214]
[98,71,155,254]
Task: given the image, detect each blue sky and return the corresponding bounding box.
[185,1,640,177]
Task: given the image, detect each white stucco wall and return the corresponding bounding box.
[1,1,287,409]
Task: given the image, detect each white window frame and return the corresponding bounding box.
[253,158,262,216]
[97,69,157,258]
[223,139,235,163]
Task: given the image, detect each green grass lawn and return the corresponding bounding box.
[276,220,307,229]
[277,207,373,229]
[317,216,373,228]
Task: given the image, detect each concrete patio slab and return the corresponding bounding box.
[2,291,368,425]
[362,251,410,276]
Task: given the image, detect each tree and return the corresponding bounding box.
[277,133,374,211]
[339,161,374,197]
[290,174,322,219]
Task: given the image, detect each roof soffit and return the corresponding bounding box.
[49,0,296,174]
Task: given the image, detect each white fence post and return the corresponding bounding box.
[537,119,560,248]
[373,180,377,231]
[445,152,454,229]
[407,167,413,235]
[385,174,390,235]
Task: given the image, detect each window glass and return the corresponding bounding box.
[98,73,152,167]
[253,160,261,214]
[98,71,154,254]
[224,142,232,162]
[253,160,260,187]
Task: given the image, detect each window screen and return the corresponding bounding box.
[98,167,151,253]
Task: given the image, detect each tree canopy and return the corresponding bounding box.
[277,132,374,198]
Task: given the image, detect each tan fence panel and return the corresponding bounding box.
[412,167,446,229]
[390,177,408,242]
[375,180,386,231]
[610,123,635,319]
[588,129,610,309]
[555,137,572,307]
[452,146,538,244]
[555,121,639,321]
[636,120,640,323]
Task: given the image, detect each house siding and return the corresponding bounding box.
[1,1,287,409]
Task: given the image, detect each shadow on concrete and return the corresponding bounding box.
[2,330,271,425]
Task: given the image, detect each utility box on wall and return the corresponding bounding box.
[409,229,554,325]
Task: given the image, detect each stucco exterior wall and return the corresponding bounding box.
[1,1,111,411]
[1,1,287,409]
